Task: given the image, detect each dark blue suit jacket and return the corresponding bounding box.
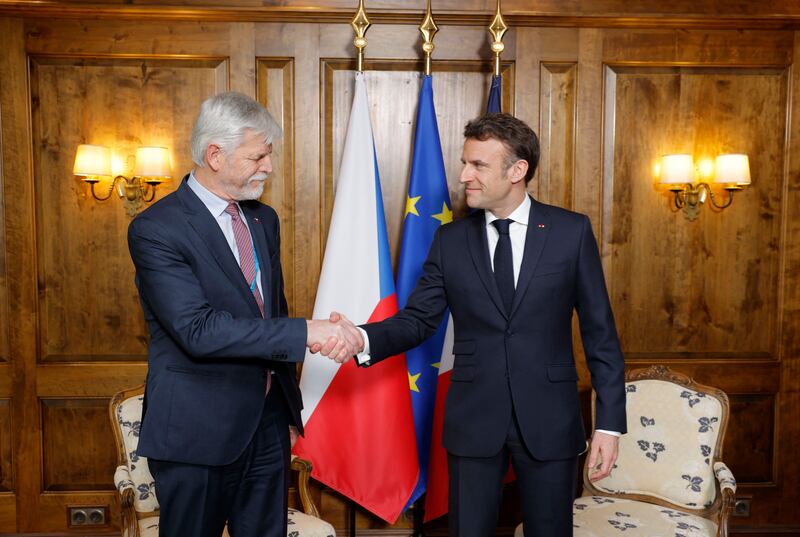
[128,177,307,466]
[362,197,626,460]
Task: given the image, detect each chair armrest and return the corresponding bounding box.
[714,462,736,537]
[290,456,320,518]
[114,465,139,537]
[714,462,737,495]
[114,465,136,508]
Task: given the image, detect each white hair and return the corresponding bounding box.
[191,92,282,167]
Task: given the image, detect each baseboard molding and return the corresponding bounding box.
[731,526,800,535]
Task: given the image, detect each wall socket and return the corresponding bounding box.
[68,506,107,527]
[733,497,752,518]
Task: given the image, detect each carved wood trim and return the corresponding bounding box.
[2,3,800,30]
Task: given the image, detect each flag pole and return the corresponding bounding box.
[411,3,440,536]
[351,0,371,73]
[348,3,370,536]
[419,0,438,77]
[488,0,508,77]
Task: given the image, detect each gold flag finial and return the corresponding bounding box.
[488,0,508,77]
[351,0,371,72]
[419,0,439,76]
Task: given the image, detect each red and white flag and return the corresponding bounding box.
[293,72,418,523]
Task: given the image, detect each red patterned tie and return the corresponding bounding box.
[224,202,265,317]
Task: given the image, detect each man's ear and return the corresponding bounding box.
[508,159,529,185]
[205,144,224,172]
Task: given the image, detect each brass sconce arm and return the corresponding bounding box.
[668,182,739,220]
[84,175,158,203]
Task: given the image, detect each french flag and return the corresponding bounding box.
[294,72,418,523]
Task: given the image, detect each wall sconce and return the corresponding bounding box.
[656,153,751,221]
[73,144,171,216]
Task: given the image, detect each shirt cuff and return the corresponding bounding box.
[355,327,371,366]
[595,429,621,437]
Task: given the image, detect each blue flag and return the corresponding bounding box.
[487,74,502,113]
[396,74,453,508]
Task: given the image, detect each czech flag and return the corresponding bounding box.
[294,71,418,523]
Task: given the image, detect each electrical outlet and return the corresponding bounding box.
[68,506,107,527]
[733,497,751,518]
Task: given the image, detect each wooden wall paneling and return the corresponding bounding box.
[29,55,228,363]
[538,62,577,209]
[7,1,800,29]
[600,29,794,66]
[322,60,514,266]
[256,57,296,315]
[254,23,319,319]
[574,29,604,234]
[23,19,236,57]
[770,29,800,532]
[40,398,116,492]
[603,65,786,356]
[0,109,7,369]
[230,22,256,94]
[0,36,13,530]
[0,399,13,493]
[1,15,33,533]
[598,37,795,529]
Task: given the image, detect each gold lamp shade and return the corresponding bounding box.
[73,144,112,180]
[134,146,171,183]
[714,154,751,186]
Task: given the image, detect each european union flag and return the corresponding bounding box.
[396,74,452,508]
[487,74,502,113]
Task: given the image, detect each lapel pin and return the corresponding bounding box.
[538,224,545,228]
[253,217,260,223]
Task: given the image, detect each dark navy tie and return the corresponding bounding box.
[492,219,515,314]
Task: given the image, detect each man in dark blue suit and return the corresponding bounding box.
[128,92,361,537]
[348,114,626,536]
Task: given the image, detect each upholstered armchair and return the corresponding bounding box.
[515,365,736,537]
[110,385,335,537]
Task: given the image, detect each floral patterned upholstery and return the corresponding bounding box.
[593,379,723,509]
[514,366,736,537]
[111,386,335,537]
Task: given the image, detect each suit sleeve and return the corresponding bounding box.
[360,226,449,364]
[128,214,307,362]
[575,215,627,434]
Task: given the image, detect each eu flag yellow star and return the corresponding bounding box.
[405,195,422,218]
[432,202,453,225]
[408,371,421,393]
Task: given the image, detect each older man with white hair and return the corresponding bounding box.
[128,92,361,537]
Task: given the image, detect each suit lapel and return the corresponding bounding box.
[241,203,273,318]
[510,197,551,318]
[176,178,262,317]
[466,211,509,319]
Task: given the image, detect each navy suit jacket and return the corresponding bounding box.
[128,177,307,466]
[362,197,626,460]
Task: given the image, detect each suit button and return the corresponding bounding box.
[506,329,514,337]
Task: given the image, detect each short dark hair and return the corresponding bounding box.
[463,113,540,184]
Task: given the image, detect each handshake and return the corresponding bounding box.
[305,311,364,364]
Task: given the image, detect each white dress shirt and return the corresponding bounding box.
[187,173,263,301]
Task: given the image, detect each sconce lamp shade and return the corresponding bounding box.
[714,154,751,186]
[73,144,112,178]
[134,146,172,181]
[659,154,694,185]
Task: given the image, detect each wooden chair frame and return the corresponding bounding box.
[109,384,321,537]
[582,365,734,537]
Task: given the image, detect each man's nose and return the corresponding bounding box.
[260,155,273,174]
